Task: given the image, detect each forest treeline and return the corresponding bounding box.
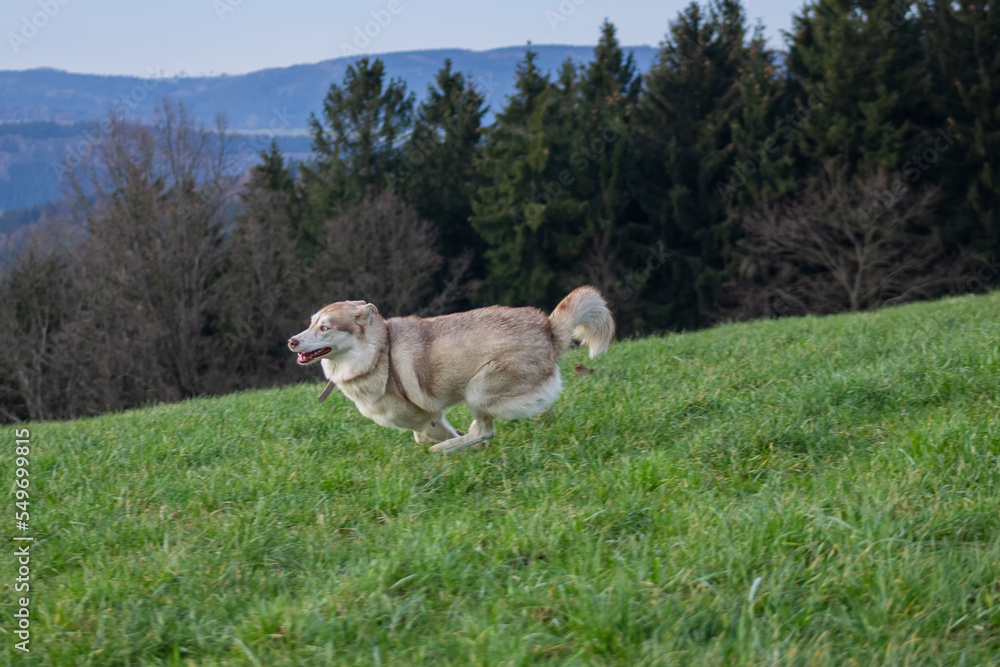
[2,0,997,422]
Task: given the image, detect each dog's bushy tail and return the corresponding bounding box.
[549,286,615,358]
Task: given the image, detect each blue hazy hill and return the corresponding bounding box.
[0,45,658,129]
[0,45,658,215]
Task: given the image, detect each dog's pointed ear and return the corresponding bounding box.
[356,302,379,325]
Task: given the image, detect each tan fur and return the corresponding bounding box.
[287,286,615,454]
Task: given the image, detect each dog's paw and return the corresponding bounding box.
[429,438,490,454]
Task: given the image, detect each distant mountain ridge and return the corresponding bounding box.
[0,45,658,129]
[0,45,658,214]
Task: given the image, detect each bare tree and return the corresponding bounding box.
[0,218,85,421]
[215,158,309,384]
[733,166,961,317]
[0,101,473,423]
[319,190,445,316]
[69,99,235,398]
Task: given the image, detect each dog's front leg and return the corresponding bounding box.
[429,416,495,454]
[415,415,462,444]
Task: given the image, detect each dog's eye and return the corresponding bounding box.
[320,326,329,331]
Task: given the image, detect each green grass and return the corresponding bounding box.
[4,293,1000,665]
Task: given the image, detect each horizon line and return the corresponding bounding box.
[0,42,669,79]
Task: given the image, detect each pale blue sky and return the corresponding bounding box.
[1,0,807,76]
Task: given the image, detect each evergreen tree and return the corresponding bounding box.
[724,26,792,214]
[634,0,751,329]
[302,57,414,224]
[397,60,487,263]
[224,142,306,376]
[923,0,1000,250]
[718,25,797,299]
[785,0,932,177]
[572,21,644,319]
[472,27,644,313]
[253,140,308,242]
[471,48,581,307]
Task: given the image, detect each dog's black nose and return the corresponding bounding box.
[288,337,300,349]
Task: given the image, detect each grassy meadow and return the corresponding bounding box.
[3,293,1000,665]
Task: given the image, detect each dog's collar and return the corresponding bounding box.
[316,329,390,403]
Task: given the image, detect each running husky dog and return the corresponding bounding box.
[287,287,615,454]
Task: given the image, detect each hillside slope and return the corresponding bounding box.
[5,293,1000,665]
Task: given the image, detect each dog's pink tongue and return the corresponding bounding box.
[297,352,307,363]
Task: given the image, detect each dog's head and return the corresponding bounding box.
[287,300,380,365]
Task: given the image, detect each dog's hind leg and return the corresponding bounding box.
[428,361,560,454]
[428,416,495,454]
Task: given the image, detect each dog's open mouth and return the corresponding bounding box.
[297,348,332,364]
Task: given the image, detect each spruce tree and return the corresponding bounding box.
[572,21,643,320]
[471,48,579,307]
[725,26,792,214]
[254,141,307,239]
[472,27,645,314]
[223,141,305,376]
[302,57,414,223]
[785,0,932,177]
[923,0,1000,250]
[397,60,487,263]
[719,25,797,302]
[634,0,751,329]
